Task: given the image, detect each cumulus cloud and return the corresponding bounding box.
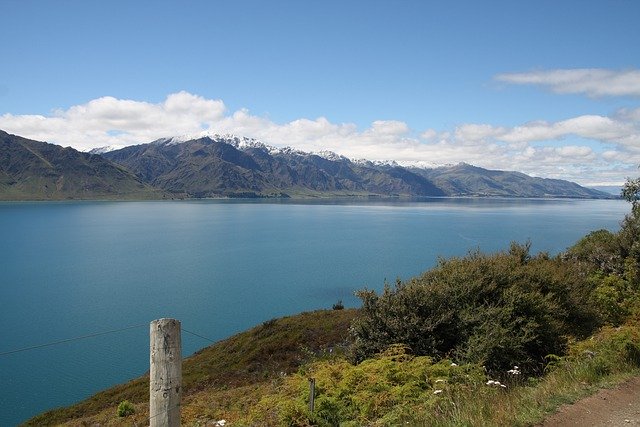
[495,68,640,98]
[0,90,638,186]
[0,91,226,150]
[499,115,639,145]
[454,124,507,143]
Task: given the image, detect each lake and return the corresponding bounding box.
[0,198,630,425]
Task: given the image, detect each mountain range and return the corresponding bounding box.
[0,130,613,200]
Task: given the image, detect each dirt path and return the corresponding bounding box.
[538,376,640,426]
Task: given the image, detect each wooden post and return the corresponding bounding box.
[309,378,316,413]
[150,318,182,426]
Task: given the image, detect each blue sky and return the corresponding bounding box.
[1,0,639,186]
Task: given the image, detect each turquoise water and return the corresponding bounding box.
[0,198,630,425]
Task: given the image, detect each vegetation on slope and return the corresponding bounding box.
[241,324,640,426]
[25,172,640,426]
[23,310,358,426]
[0,130,162,200]
[351,242,600,374]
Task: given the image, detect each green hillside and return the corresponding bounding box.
[24,309,358,426]
[0,130,162,200]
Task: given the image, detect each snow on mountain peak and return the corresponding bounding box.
[313,150,350,162]
[149,133,447,170]
[151,132,271,150]
[86,145,122,154]
[396,160,449,169]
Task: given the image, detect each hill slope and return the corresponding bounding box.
[413,163,609,198]
[23,309,358,426]
[0,131,161,200]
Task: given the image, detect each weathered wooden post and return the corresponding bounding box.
[309,378,316,413]
[150,318,182,426]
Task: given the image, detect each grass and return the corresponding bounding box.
[26,312,640,427]
[400,322,640,426]
[22,309,358,426]
[229,322,640,427]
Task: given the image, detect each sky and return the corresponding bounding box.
[1,0,639,186]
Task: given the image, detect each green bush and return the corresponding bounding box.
[350,242,600,374]
[565,229,624,275]
[116,400,135,417]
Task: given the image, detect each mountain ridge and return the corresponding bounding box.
[0,130,614,200]
[102,134,611,199]
[0,130,162,200]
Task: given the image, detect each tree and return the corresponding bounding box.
[622,168,640,213]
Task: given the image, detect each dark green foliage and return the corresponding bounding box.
[562,172,640,324]
[332,300,344,310]
[622,173,640,212]
[619,173,640,278]
[351,242,600,373]
[565,229,625,275]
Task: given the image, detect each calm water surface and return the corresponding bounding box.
[0,198,629,424]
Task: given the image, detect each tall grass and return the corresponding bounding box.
[232,322,640,426]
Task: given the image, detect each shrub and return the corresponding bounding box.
[245,345,487,426]
[565,229,624,275]
[332,300,344,310]
[350,242,600,374]
[116,400,135,417]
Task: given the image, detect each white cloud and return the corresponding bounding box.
[495,68,640,98]
[420,129,437,140]
[454,124,506,143]
[0,91,638,186]
[496,115,640,154]
[369,120,410,135]
[0,91,227,150]
[616,107,640,122]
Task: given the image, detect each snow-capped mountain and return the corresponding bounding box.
[97,133,613,199]
[0,128,615,200]
[151,132,352,163]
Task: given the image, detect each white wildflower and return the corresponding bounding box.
[215,420,227,427]
[486,380,506,388]
[507,366,521,375]
[450,362,458,366]
[433,389,443,394]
